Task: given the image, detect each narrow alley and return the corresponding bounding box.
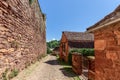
[12,55,75,80]
[1,0,120,80]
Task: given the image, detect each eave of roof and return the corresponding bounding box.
[87,5,120,32]
[87,18,120,33]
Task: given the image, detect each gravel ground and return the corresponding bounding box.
[12,55,74,80]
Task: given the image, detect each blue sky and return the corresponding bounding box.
[38,0,120,41]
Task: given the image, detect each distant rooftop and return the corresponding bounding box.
[63,31,94,41]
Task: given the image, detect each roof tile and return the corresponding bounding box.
[63,31,94,41]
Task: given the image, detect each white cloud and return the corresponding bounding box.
[47,38,56,42]
[52,38,56,40]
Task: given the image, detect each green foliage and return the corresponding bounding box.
[47,47,52,54]
[47,40,60,49]
[37,54,47,61]
[68,52,72,65]
[29,0,33,4]
[74,77,81,80]
[68,48,94,65]
[8,69,19,79]
[2,69,8,80]
[2,68,19,80]
[81,48,94,56]
[69,48,94,56]
[47,40,60,54]
[42,13,46,21]
[69,49,82,54]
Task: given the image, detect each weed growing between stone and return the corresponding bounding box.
[2,69,8,80]
[8,69,19,79]
[2,68,19,80]
[29,0,33,4]
[37,54,47,61]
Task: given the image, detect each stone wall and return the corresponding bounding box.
[94,22,120,80]
[0,0,46,77]
[60,33,68,62]
[88,57,95,80]
[72,53,82,75]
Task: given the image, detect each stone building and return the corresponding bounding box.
[60,31,94,62]
[87,5,120,80]
[0,0,46,77]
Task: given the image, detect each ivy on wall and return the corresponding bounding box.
[42,13,46,21]
[29,0,33,4]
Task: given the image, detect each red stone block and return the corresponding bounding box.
[95,40,106,50]
[107,38,117,46]
[88,70,95,80]
[72,53,82,75]
[117,38,120,45]
[106,46,120,51]
[106,51,118,60]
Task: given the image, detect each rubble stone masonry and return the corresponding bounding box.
[94,22,120,80]
[0,0,46,77]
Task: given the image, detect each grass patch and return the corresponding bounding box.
[37,54,47,61]
[2,68,19,80]
[69,48,94,56]
[56,55,81,80]
[8,69,19,79]
[74,76,81,80]
[2,69,8,80]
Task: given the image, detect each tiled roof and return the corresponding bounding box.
[63,31,94,41]
[87,5,120,32]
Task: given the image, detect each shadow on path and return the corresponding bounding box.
[44,55,79,79]
[60,67,79,77]
[44,59,59,65]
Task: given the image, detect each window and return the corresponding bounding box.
[62,43,66,52]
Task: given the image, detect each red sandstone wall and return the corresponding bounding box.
[88,57,95,80]
[60,33,68,62]
[72,53,82,75]
[0,0,46,77]
[94,22,120,80]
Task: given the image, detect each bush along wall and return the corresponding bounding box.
[69,48,94,56]
[68,48,94,65]
[81,48,94,56]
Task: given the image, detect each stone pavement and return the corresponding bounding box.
[12,55,74,80]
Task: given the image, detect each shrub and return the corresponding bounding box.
[47,47,52,54]
[69,49,82,54]
[68,49,81,65]
[2,68,19,80]
[29,0,33,4]
[68,48,94,65]
[42,13,46,21]
[8,69,19,79]
[81,48,94,56]
[37,54,47,61]
[70,48,94,56]
[2,69,8,80]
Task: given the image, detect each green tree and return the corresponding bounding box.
[47,40,60,49]
[47,40,60,54]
